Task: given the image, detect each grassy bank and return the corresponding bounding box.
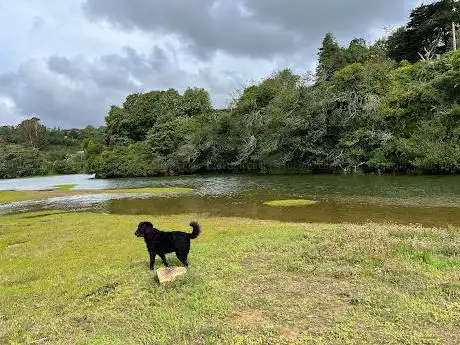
[0,187,193,204]
[1,212,459,344]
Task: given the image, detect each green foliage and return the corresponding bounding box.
[16,117,48,149]
[90,47,460,177]
[386,0,460,62]
[396,119,460,170]
[316,33,346,82]
[0,144,49,178]
[51,153,84,175]
[182,87,212,117]
[104,88,212,146]
[87,142,153,178]
[345,38,371,64]
[0,120,105,179]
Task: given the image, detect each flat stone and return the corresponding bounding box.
[156,267,187,284]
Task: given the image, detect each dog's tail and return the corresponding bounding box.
[188,221,200,239]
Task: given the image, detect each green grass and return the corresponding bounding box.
[264,199,318,207]
[0,191,35,204]
[1,213,459,344]
[0,187,193,204]
[55,184,77,191]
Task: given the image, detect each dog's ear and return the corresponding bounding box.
[143,222,154,233]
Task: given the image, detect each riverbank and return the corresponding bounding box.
[1,212,459,344]
[0,187,193,204]
[4,162,460,182]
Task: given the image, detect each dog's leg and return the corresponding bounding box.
[176,253,189,268]
[149,251,156,270]
[159,254,169,267]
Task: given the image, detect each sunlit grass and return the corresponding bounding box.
[0,187,193,204]
[1,212,459,344]
[55,184,77,191]
[0,191,34,204]
[264,199,318,207]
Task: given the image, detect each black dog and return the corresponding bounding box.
[135,221,200,270]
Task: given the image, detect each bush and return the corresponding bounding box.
[0,145,48,178]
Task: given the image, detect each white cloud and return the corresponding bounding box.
[0,97,25,125]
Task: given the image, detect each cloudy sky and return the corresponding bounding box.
[0,0,420,128]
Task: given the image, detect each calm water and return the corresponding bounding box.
[1,174,460,227]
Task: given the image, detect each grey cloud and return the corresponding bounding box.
[82,0,405,59]
[1,0,411,128]
[82,0,303,58]
[0,47,244,128]
[31,16,46,31]
[245,0,404,40]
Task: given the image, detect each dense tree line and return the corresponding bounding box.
[2,0,460,179]
[87,1,460,177]
[88,49,460,178]
[0,118,104,178]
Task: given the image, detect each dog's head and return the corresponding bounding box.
[134,221,154,237]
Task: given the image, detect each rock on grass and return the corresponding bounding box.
[156,267,187,284]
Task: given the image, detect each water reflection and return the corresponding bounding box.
[106,196,460,228]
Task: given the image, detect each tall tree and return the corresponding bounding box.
[17,117,47,149]
[386,0,460,62]
[345,38,369,64]
[316,33,346,82]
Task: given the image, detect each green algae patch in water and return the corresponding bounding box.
[264,199,318,207]
[102,187,193,194]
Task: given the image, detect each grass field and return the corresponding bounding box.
[0,188,193,204]
[1,211,459,344]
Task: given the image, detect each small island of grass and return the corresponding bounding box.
[264,199,318,207]
[55,184,77,190]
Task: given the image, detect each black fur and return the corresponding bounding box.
[135,221,200,270]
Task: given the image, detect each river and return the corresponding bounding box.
[1,174,460,227]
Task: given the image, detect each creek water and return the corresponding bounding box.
[1,174,460,227]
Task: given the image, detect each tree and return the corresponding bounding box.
[316,33,346,81]
[105,89,199,145]
[386,0,460,62]
[17,117,47,149]
[0,144,47,178]
[88,38,460,177]
[182,87,212,117]
[345,38,369,64]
